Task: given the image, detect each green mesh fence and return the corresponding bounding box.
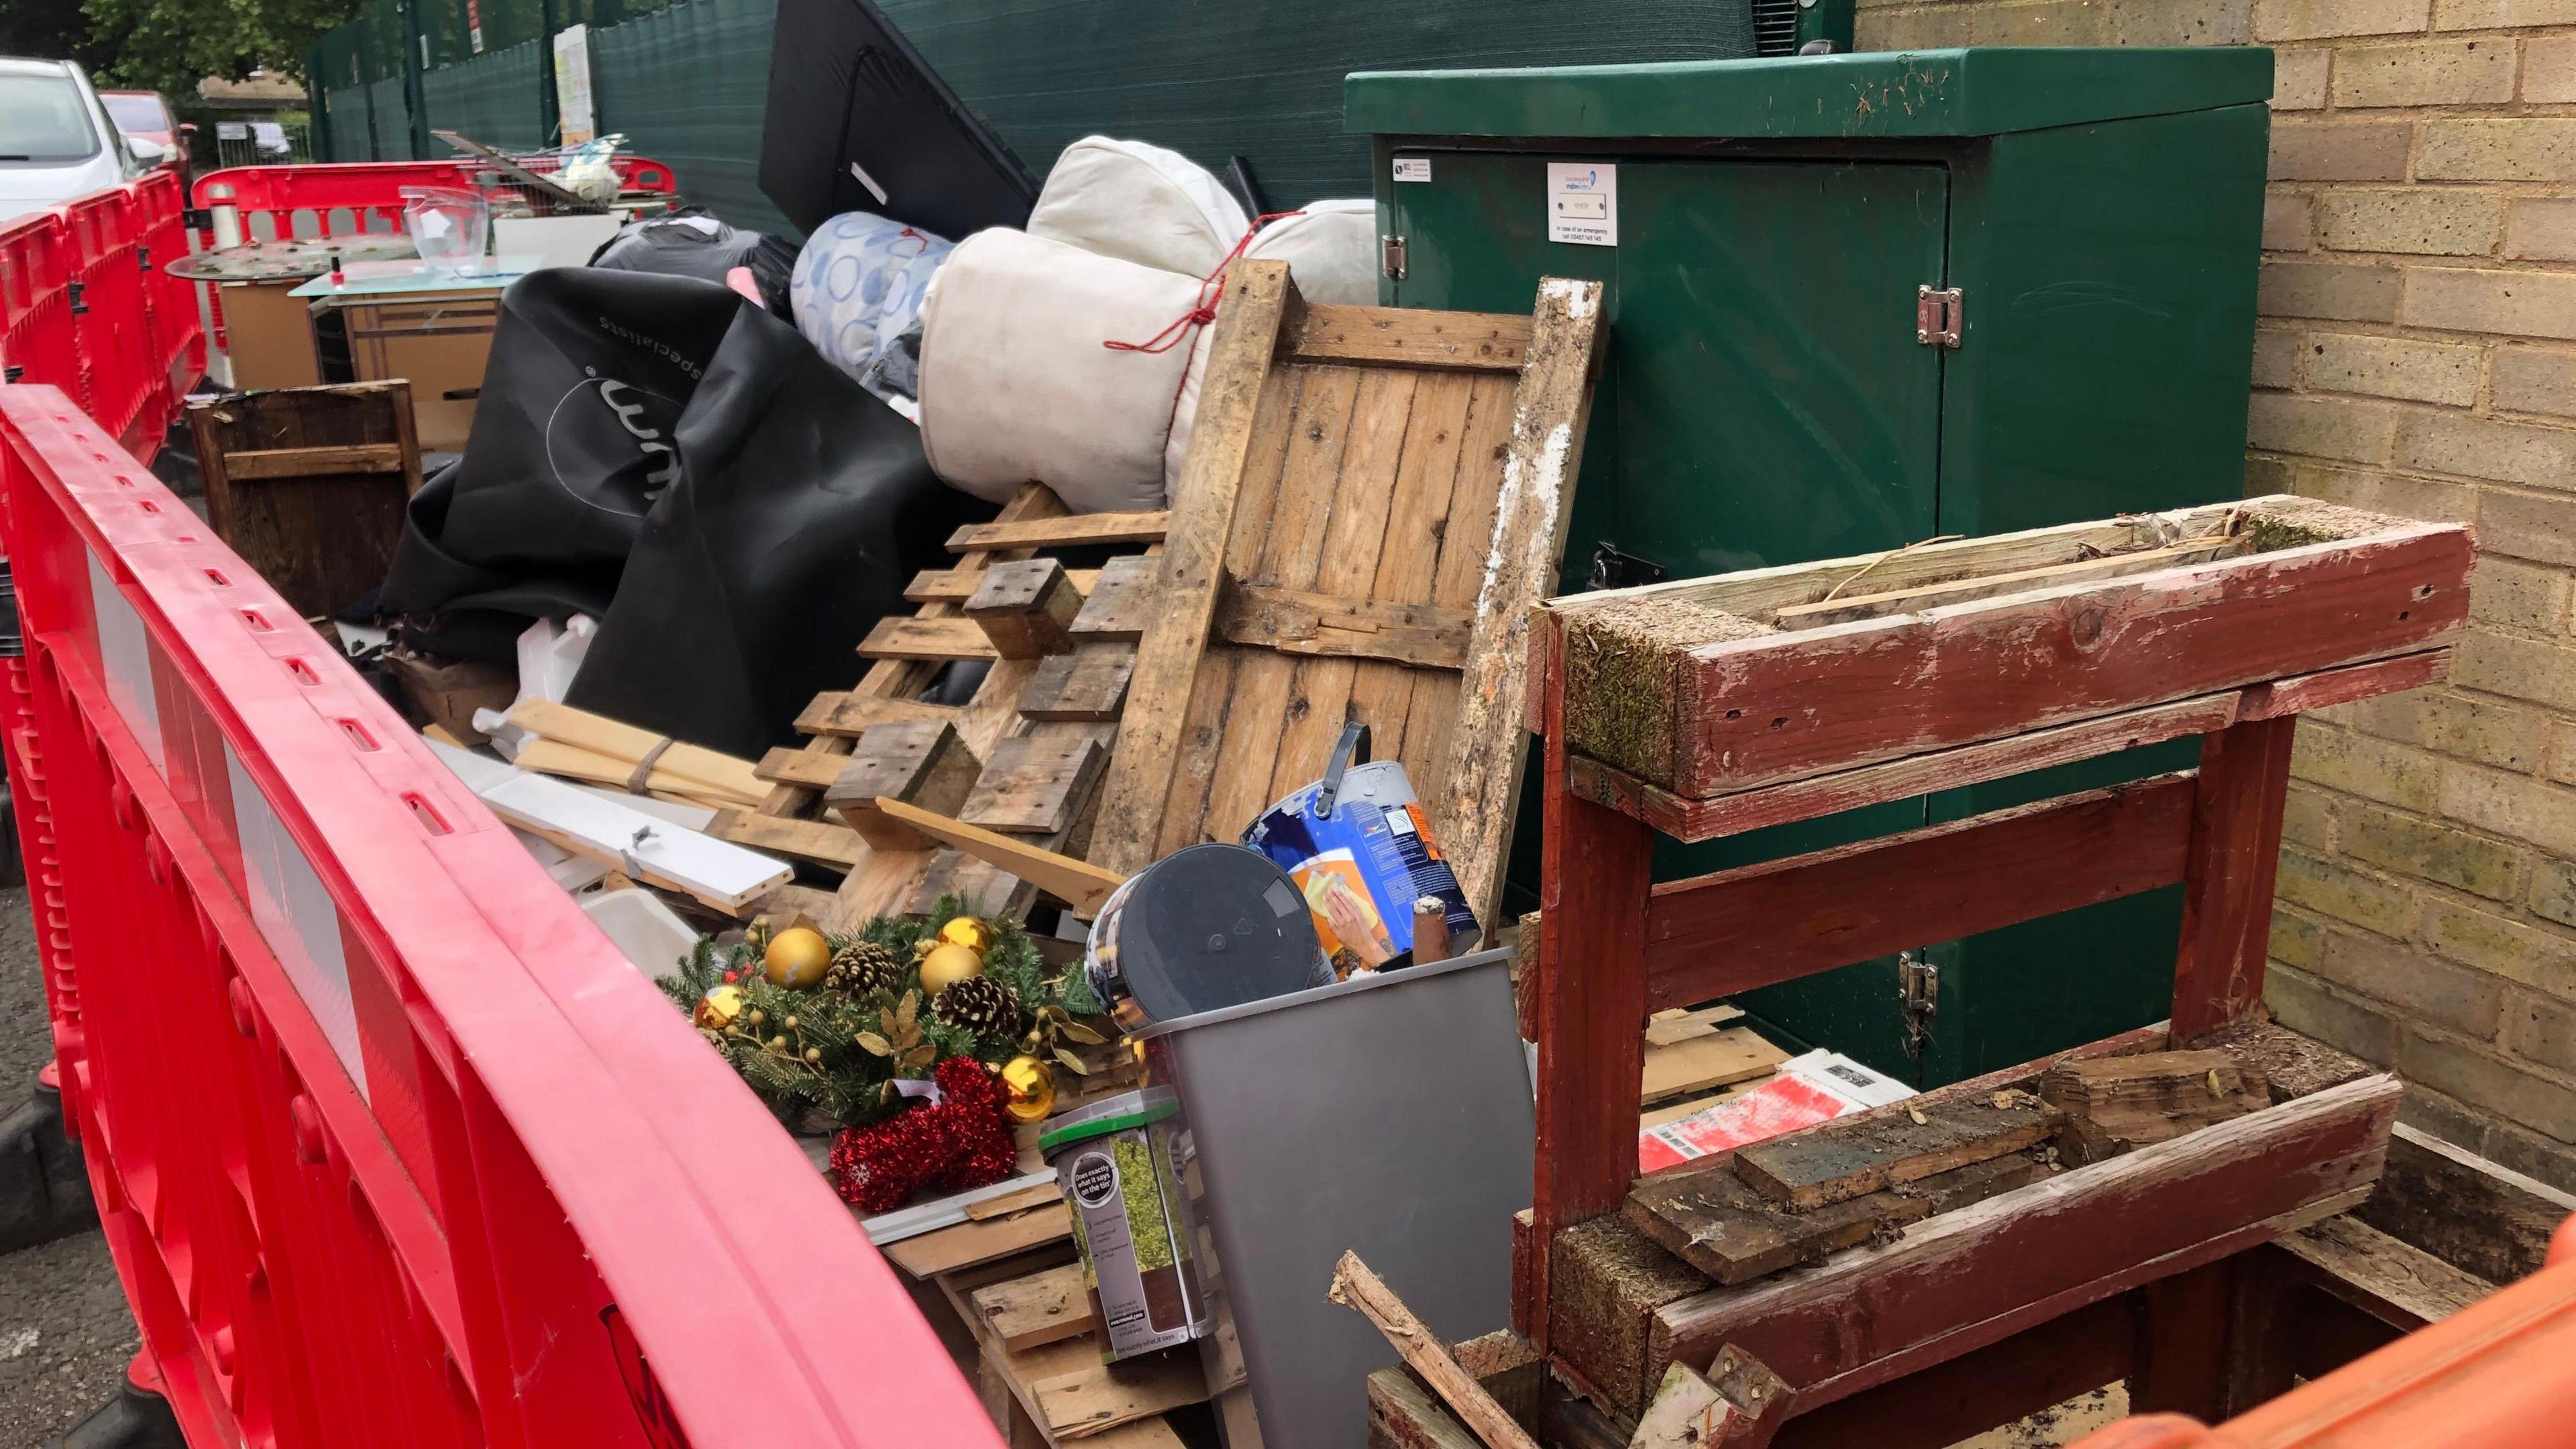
[322,85,375,160]
[589,0,791,233]
[423,40,549,149]
[307,0,1760,229]
[366,74,420,158]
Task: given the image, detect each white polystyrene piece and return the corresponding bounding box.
[580,884,698,980]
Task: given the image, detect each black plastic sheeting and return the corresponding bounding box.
[381,266,989,758]
[759,0,1037,239]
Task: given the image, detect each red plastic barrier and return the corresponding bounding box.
[191,157,680,248]
[0,387,1002,1448]
[0,174,202,461]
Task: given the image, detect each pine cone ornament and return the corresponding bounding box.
[824,939,903,997]
[932,975,1021,1038]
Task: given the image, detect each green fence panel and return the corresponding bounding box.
[366,75,421,158]
[423,41,550,149]
[590,0,792,233]
[872,0,1756,204]
[324,85,376,160]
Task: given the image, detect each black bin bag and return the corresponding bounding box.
[381,266,988,759]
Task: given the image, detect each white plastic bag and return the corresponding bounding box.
[788,211,955,391]
[1025,136,1250,278]
[918,229,1206,511]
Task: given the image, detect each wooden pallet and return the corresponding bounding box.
[708,484,1163,928]
[1093,264,1607,934]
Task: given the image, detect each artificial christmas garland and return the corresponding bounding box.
[659,894,1108,1130]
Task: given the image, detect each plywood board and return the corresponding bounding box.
[1093,265,1605,941]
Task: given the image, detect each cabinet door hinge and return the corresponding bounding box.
[1381,234,1407,282]
[1916,284,1962,348]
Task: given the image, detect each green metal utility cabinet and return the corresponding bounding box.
[1348,48,2274,1084]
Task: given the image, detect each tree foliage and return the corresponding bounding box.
[76,0,362,102]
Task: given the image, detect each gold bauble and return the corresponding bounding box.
[764,926,833,989]
[919,942,986,995]
[937,916,994,954]
[694,984,745,1030]
[998,1055,1057,1124]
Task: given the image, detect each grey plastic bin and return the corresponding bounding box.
[1134,946,1533,1449]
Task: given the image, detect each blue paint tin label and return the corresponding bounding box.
[1242,760,1478,977]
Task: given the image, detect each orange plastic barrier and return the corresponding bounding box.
[2072,1216,2576,1449]
[0,386,1002,1446]
[0,171,203,461]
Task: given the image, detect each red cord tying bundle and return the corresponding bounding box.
[828,1055,1020,1214]
[1104,210,1307,355]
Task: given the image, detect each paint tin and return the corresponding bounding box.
[1242,722,1477,977]
[1038,1088,1214,1361]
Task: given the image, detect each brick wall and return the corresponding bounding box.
[1858,0,2576,1191]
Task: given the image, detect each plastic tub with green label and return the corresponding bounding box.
[1038,1087,1214,1362]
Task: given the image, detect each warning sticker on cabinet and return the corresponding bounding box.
[1392,156,1432,183]
[1546,162,1618,246]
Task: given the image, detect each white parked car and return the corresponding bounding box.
[0,57,157,227]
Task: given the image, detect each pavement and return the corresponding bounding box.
[0,886,143,1446]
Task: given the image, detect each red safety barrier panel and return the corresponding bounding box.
[0,386,1003,1448]
[0,174,202,463]
[192,157,680,248]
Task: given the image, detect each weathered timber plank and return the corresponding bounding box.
[2184,1019,2376,1102]
[1733,1097,2063,1210]
[1625,1155,2043,1290]
[1641,772,2195,1010]
[1573,692,2244,845]
[1018,644,1137,722]
[1769,537,2246,629]
[1289,303,1534,372]
[906,564,1103,605]
[859,616,1000,663]
[2277,1214,2492,1328]
[1432,277,1607,934]
[1212,580,1474,669]
[706,810,867,869]
[1556,510,2471,796]
[970,1262,1094,1354]
[1548,1216,1713,1416]
[794,691,961,738]
[2237,647,2449,720]
[1767,1295,2132,1449]
[949,510,1172,553]
[2171,715,2297,1042]
[221,441,407,478]
[1330,1253,1545,1449]
[1646,1073,2402,1409]
[962,734,1108,835]
[1069,553,1160,640]
[755,745,853,790]
[2357,1122,2576,1283]
[1368,1369,1485,1449]
[1091,261,1300,875]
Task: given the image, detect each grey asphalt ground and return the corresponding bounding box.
[0,886,142,1446]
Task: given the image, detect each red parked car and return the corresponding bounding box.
[99,88,189,179]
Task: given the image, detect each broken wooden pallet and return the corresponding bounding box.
[1093,262,1607,937]
[708,483,1158,927]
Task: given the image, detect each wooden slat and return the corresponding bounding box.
[1212,581,1474,669]
[1430,278,1606,934]
[1018,645,1137,722]
[1331,1253,1546,1449]
[1091,260,1300,874]
[1640,771,2196,1010]
[859,616,1000,662]
[1733,1097,2063,1211]
[2357,1122,2576,1284]
[1768,537,2244,628]
[219,441,407,478]
[2171,715,2298,1042]
[508,699,769,802]
[2276,1214,2492,1328]
[793,692,962,738]
[1069,554,1161,641]
[1640,1027,1786,1105]
[2239,647,2451,720]
[961,735,1108,835]
[908,564,1103,605]
[755,745,849,790]
[1575,692,2243,845]
[1289,303,1535,372]
[881,1206,1072,1279]
[971,1263,1095,1354]
[948,511,1171,554]
[705,810,867,869]
[1032,1353,1210,1440]
[1643,1074,2402,1411]
[872,798,1128,916]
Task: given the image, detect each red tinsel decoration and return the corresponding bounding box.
[828,1057,1018,1214]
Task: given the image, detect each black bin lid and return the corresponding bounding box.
[1113,845,1322,1024]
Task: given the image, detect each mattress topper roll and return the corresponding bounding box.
[1025,136,1252,279]
[918,227,1212,512]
